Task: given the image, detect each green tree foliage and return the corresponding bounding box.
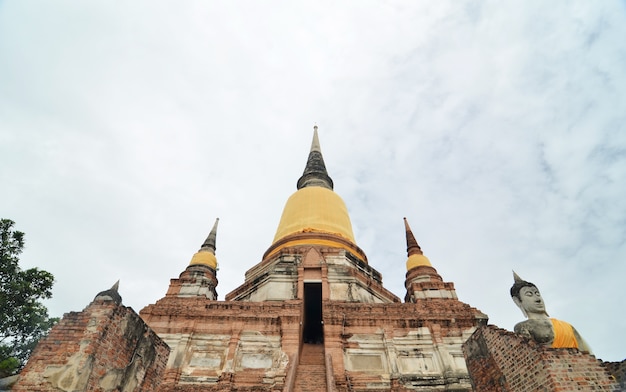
[0,219,57,377]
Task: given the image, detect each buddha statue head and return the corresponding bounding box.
[510,271,549,319]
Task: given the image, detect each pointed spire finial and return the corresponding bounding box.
[201,218,219,254]
[404,217,423,256]
[311,125,321,152]
[94,280,122,304]
[296,126,334,190]
[513,270,523,283]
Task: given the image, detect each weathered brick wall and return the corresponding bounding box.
[14,299,169,392]
[141,297,302,391]
[324,300,485,391]
[142,244,487,392]
[463,325,619,392]
[604,360,626,391]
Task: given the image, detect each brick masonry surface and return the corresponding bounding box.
[13,299,169,392]
[463,325,622,392]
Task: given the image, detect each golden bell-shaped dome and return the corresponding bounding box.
[406,253,432,270]
[272,186,356,243]
[189,250,218,269]
[266,185,366,262]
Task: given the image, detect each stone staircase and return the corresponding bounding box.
[294,343,327,391]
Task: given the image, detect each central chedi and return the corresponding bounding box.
[227,127,385,304]
[266,126,365,263]
[139,127,487,391]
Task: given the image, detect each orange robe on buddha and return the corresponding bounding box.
[550,318,578,349]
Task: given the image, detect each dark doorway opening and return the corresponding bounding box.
[303,283,323,344]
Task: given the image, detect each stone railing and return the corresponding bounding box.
[325,353,337,392]
[284,352,299,391]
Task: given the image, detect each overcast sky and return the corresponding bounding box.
[1,1,625,362]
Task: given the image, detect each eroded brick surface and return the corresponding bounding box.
[138,245,488,392]
[463,325,621,392]
[14,299,169,392]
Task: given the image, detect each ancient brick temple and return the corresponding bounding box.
[12,128,624,392]
[139,128,488,391]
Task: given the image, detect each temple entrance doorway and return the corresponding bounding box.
[303,282,323,344]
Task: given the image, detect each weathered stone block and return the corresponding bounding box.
[13,299,169,392]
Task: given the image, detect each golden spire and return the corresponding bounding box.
[189,218,219,269]
[404,217,432,270]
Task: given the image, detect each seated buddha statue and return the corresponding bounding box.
[510,272,591,353]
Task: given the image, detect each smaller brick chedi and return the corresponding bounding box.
[13,282,169,392]
[139,127,488,391]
